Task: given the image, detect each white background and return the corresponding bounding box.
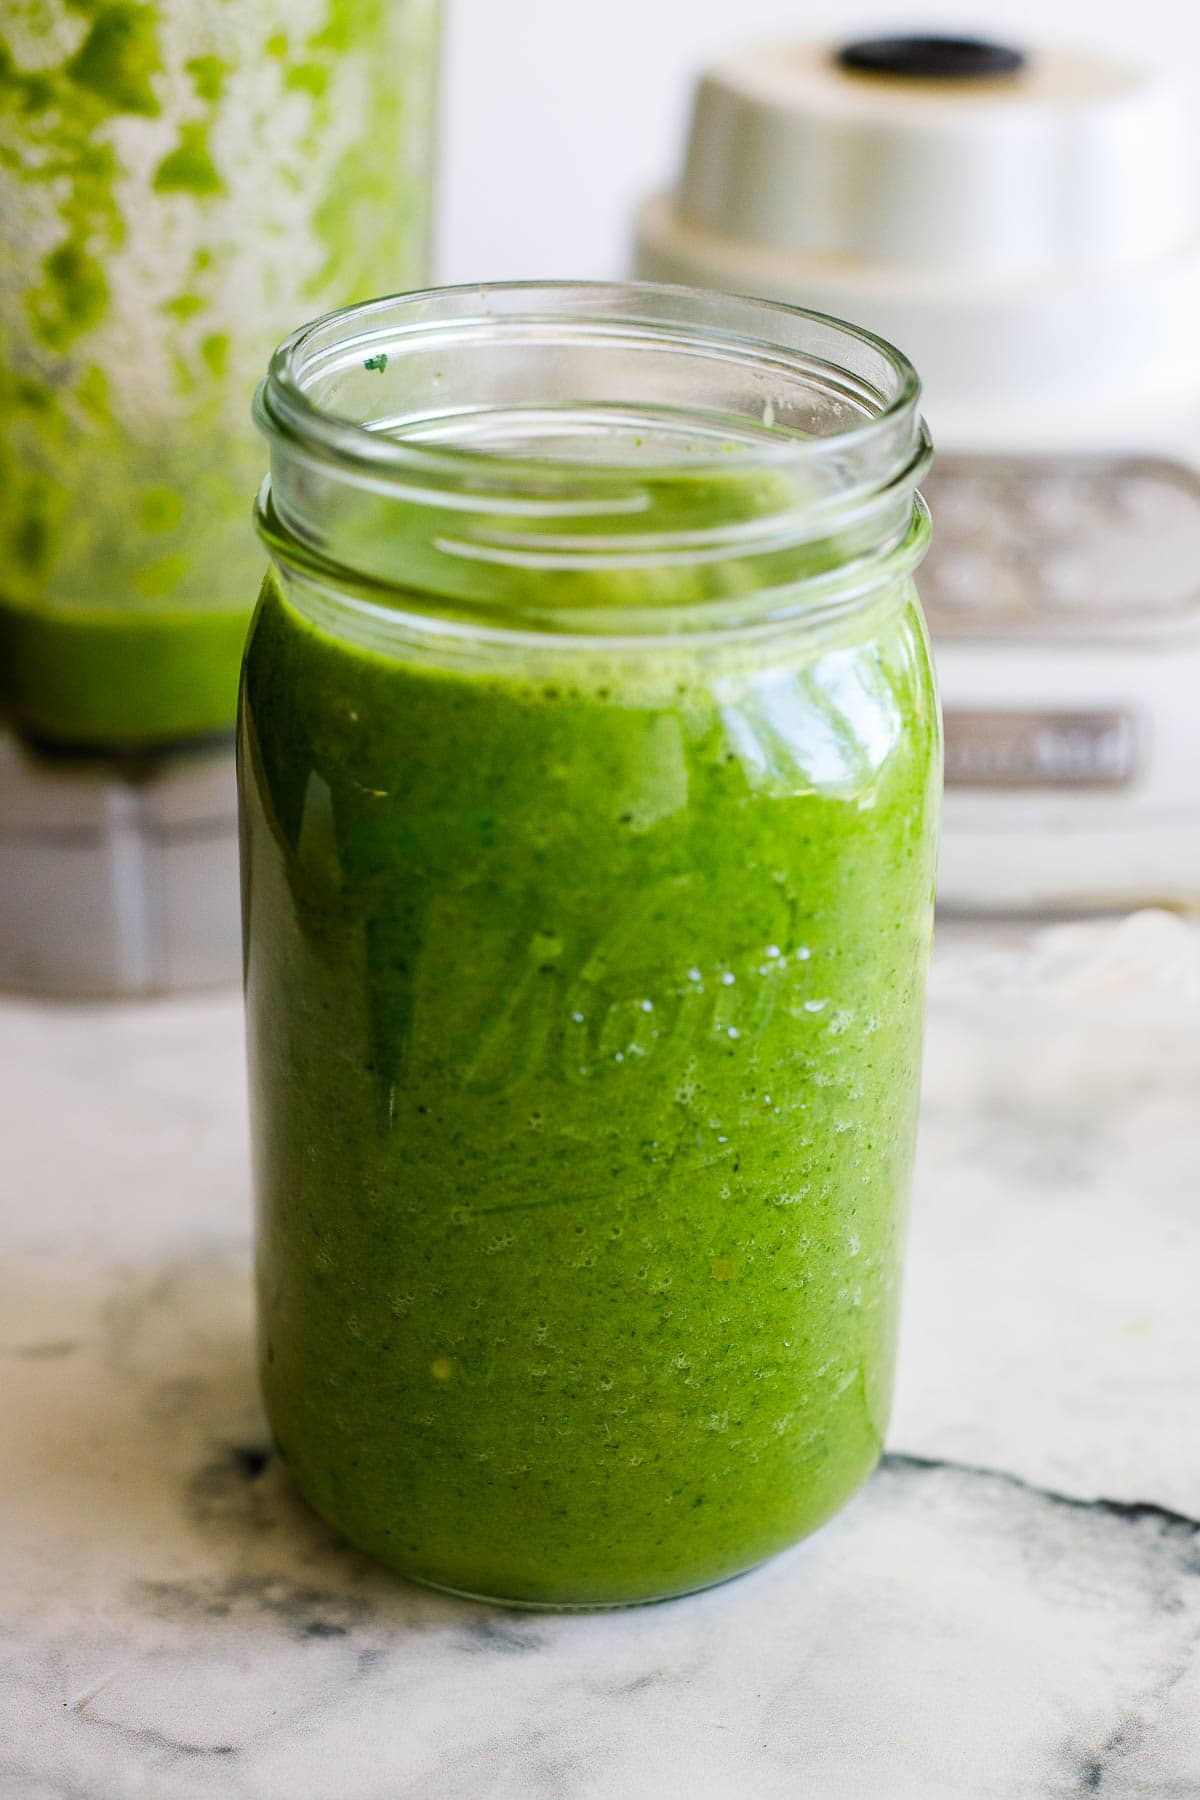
[438,0,1198,283]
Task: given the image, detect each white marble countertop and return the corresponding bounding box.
[3,913,1199,1799]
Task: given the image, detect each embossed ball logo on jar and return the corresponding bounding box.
[560,874,800,1086]
[407,866,812,1103]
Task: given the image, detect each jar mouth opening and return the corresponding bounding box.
[256,280,925,493]
[254,281,931,625]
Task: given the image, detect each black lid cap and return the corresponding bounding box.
[837,35,1026,81]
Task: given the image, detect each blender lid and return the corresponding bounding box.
[670,33,1195,274]
[636,32,1200,414]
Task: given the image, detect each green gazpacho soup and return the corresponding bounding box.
[241,286,940,1605]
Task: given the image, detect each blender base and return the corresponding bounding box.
[0,732,241,998]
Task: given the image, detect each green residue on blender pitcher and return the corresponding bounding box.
[0,0,438,747]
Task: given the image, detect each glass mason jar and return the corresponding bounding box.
[241,283,941,1607]
[0,0,439,749]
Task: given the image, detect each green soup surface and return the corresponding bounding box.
[241,564,940,1605]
